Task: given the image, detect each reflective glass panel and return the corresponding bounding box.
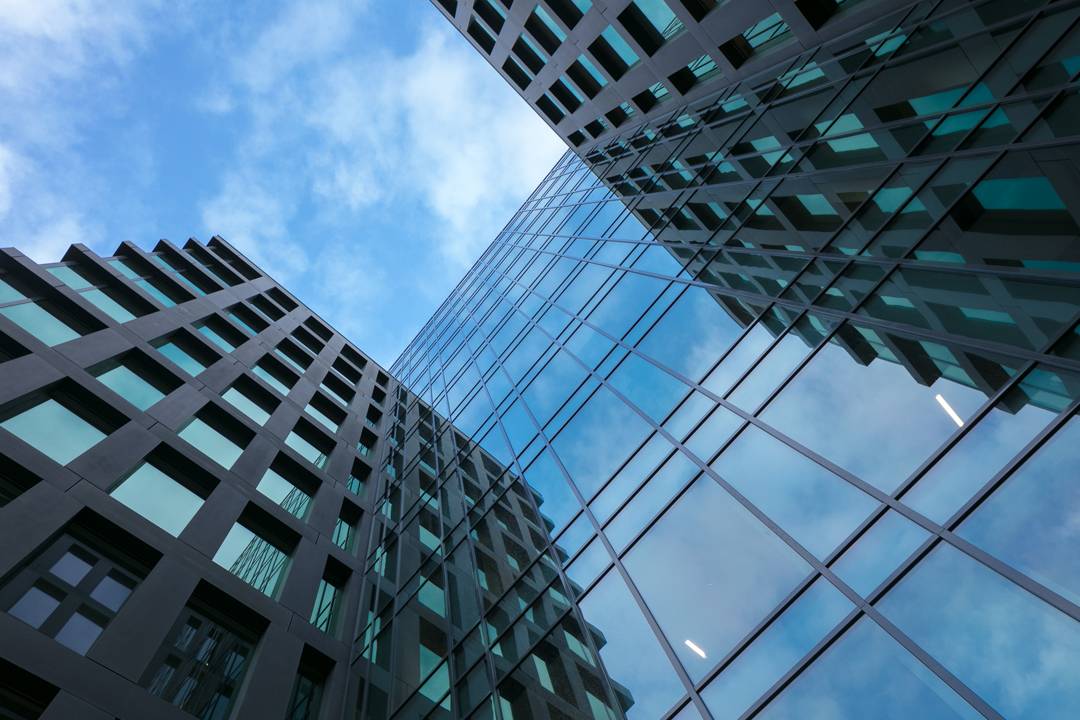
[0,302,82,346]
[109,461,204,536]
[96,363,166,411]
[0,398,106,465]
[213,523,289,597]
[178,417,245,469]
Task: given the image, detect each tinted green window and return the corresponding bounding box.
[286,432,330,469]
[310,579,341,633]
[306,404,339,432]
[197,324,235,351]
[178,417,245,469]
[257,468,311,519]
[0,276,28,303]
[109,461,204,536]
[108,259,141,279]
[213,523,289,597]
[156,341,207,376]
[254,364,291,395]
[333,518,355,552]
[96,364,166,410]
[47,265,96,290]
[82,289,137,323]
[222,386,271,425]
[0,303,82,346]
[0,398,106,465]
[135,279,176,307]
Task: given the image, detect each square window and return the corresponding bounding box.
[257,463,314,520]
[178,414,247,469]
[0,395,109,465]
[110,460,207,536]
[221,379,277,426]
[91,354,177,411]
[254,356,298,396]
[0,301,85,347]
[214,521,290,597]
[152,332,216,377]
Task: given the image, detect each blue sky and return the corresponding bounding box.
[0,0,566,365]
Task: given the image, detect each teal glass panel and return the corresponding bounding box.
[0,303,81,346]
[306,405,339,433]
[47,266,96,290]
[108,259,141,279]
[0,276,28,304]
[254,364,291,394]
[601,26,639,66]
[1,398,106,465]
[178,417,245,469]
[755,615,983,720]
[156,341,207,376]
[830,510,931,597]
[712,425,879,560]
[82,289,137,323]
[213,523,289,597]
[109,461,204,536]
[333,518,355,551]
[701,579,854,720]
[135,279,176,307]
[222,386,271,425]
[96,364,166,411]
[623,476,812,680]
[957,415,1080,606]
[257,468,311,519]
[310,579,341,633]
[878,543,1080,720]
[197,324,235,351]
[286,432,329,469]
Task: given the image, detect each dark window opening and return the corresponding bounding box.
[467,17,497,53]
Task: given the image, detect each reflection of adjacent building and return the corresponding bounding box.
[354,388,635,720]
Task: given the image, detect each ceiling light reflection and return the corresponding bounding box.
[684,639,707,658]
[935,394,964,427]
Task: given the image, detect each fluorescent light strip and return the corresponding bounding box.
[685,639,707,659]
[935,394,964,427]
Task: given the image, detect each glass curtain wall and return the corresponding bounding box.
[357,1,1080,720]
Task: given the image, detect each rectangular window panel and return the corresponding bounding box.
[213,523,289,597]
[94,361,168,411]
[0,397,107,465]
[178,416,246,469]
[256,468,312,520]
[309,579,341,633]
[0,302,82,346]
[109,461,205,537]
[222,385,272,425]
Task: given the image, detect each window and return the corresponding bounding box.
[151,331,217,377]
[0,392,111,466]
[334,502,361,553]
[141,601,258,719]
[110,455,211,536]
[0,274,90,347]
[307,394,345,434]
[254,356,298,396]
[226,304,268,336]
[274,340,312,374]
[221,378,277,426]
[213,509,294,597]
[90,352,178,411]
[184,246,242,287]
[566,55,608,98]
[291,326,324,355]
[267,286,298,311]
[257,459,316,520]
[48,263,148,324]
[249,294,285,322]
[309,568,344,634]
[286,667,324,720]
[178,411,249,470]
[286,421,334,470]
[340,344,368,371]
[720,12,793,68]
[617,0,683,56]
[357,429,378,457]
[150,252,215,296]
[347,459,371,498]
[332,357,362,385]
[321,372,355,407]
[194,316,244,352]
[0,521,153,656]
[589,26,639,80]
[525,4,566,55]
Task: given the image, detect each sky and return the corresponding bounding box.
[0,0,567,366]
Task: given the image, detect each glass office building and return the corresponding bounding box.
[3,0,1080,718]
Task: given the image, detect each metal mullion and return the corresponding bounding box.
[455,298,651,720]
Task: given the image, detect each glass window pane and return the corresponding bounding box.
[623,476,812,680]
[89,573,134,612]
[82,289,137,323]
[178,417,245,469]
[222,386,270,425]
[761,327,1001,493]
[579,571,686,720]
[213,523,289,597]
[755,615,983,720]
[257,468,311,519]
[0,276,29,303]
[109,461,204,536]
[54,610,105,655]
[8,585,62,628]
[712,426,880,560]
[830,510,931,597]
[902,367,1078,523]
[50,550,94,586]
[96,364,166,411]
[286,432,329,469]
[957,415,1080,606]
[0,302,81,346]
[1,398,106,465]
[701,579,854,720]
[157,341,208,376]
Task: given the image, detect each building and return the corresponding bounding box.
[0,237,388,719]
[4,0,1080,719]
